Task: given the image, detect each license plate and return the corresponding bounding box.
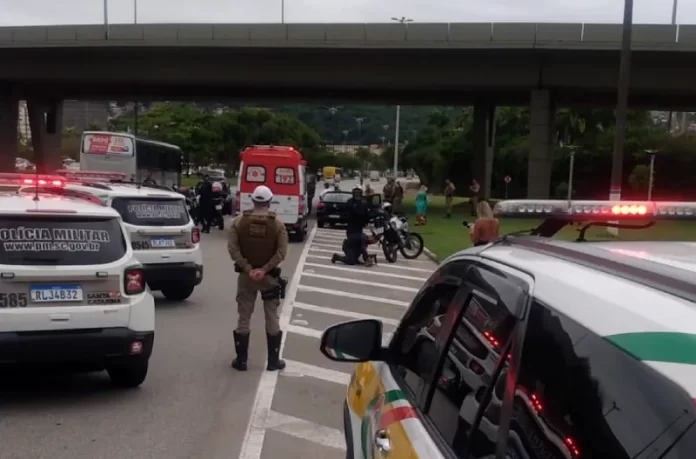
[215,204,223,210]
[30,285,83,303]
[151,237,175,248]
[329,214,340,219]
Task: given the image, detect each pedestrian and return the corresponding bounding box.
[198,174,213,233]
[469,179,481,217]
[393,180,404,213]
[383,177,396,204]
[468,200,499,246]
[444,179,456,218]
[227,185,289,372]
[415,185,429,225]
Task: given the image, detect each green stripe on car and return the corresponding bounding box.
[606,332,696,365]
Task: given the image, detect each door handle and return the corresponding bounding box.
[374,429,391,454]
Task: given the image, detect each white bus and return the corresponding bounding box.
[79,131,182,188]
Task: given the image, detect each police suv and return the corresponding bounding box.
[0,173,155,388]
[320,199,696,459]
[23,171,203,301]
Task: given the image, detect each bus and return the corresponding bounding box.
[79,131,182,188]
[322,166,343,182]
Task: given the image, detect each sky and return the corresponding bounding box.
[0,0,695,26]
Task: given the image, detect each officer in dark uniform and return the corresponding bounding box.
[227,185,289,371]
[331,186,374,266]
[198,175,214,232]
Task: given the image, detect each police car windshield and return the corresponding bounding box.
[111,197,189,226]
[0,216,127,266]
[322,192,352,203]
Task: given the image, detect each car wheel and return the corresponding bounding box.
[108,359,149,388]
[162,285,195,301]
[291,228,306,242]
[318,220,326,228]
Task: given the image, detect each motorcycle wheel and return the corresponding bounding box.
[383,241,398,263]
[400,232,425,259]
[217,218,225,230]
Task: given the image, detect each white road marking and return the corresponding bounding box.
[313,234,346,241]
[238,226,318,459]
[287,323,324,339]
[290,319,309,326]
[282,359,351,385]
[306,254,434,273]
[302,272,420,293]
[311,242,343,249]
[309,246,434,265]
[304,262,428,281]
[298,285,410,307]
[264,410,347,451]
[294,301,402,326]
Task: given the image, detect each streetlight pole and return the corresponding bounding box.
[393,105,401,175]
[645,149,658,200]
[281,0,285,24]
[610,0,634,204]
[134,0,138,24]
[667,0,678,133]
[103,0,109,39]
[565,145,578,202]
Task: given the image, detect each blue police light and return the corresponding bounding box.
[493,200,696,221]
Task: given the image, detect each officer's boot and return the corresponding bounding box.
[266,331,286,371]
[231,331,250,371]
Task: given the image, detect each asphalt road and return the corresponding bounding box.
[0,177,434,459]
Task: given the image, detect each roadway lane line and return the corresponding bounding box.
[287,324,323,339]
[302,272,420,293]
[298,285,410,307]
[306,254,434,273]
[294,302,402,326]
[304,262,428,281]
[309,247,434,265]
[264,410,346,451]
[238,226,318,459]
[282,359,351,385]
[311,242,343,249]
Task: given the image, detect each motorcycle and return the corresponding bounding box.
[211,195,225,230]
[368,210,424,263]
[178,187,200,226]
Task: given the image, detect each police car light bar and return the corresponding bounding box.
[56,170,128,182]
[0,173,65,187]
[493,200,696,221]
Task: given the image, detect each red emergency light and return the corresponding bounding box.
[56,169,128,183]
[0,173,65,187]
[494,200,696,221]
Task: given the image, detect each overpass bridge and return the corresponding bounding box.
[1,22,695,197]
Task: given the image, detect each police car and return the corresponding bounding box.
[320,199,696,459]
[21,171,203,301]
[0,173,155,388]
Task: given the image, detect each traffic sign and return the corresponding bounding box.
[504,175,512,184]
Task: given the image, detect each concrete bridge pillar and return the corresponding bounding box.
[472,101,496,200]
[0,84,19,173]
[27,99,63,174]
[527,89,555,198]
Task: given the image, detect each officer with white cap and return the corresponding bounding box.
[227,185,289,371]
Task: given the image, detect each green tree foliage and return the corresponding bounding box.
[108,103,326,172]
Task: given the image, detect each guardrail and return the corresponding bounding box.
[0,23,694,50]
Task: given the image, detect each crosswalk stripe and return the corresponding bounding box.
[297,285,410,307]
[302,272,420,292]
[264,410,346,451]
[306,254,434,273]
[303,263,428,281]
[294,302,402,326]
[281,359,351,385]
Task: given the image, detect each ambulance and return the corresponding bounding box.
[235,145,310,242]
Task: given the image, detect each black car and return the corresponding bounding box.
[316,191,353,227]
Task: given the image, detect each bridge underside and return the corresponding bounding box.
[2,46,694,196]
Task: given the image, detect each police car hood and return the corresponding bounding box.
[585,241,696,274]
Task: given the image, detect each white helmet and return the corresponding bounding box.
[382,202,392,210]
[251,185,273,203]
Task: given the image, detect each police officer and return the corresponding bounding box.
[198,175,214,233]
[227,185,289,372]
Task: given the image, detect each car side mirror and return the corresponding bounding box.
[320,319,384,362]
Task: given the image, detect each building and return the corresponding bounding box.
[63,100,109,132]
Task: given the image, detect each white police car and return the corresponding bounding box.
[0,173,155,388]
[320,199,696,459]
[23,171,203,301]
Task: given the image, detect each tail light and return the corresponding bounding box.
[316,201,325,209]
[191,227,200,244]
[235,191,240,213]
[124,267,146,295]
[299,195,306,214]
